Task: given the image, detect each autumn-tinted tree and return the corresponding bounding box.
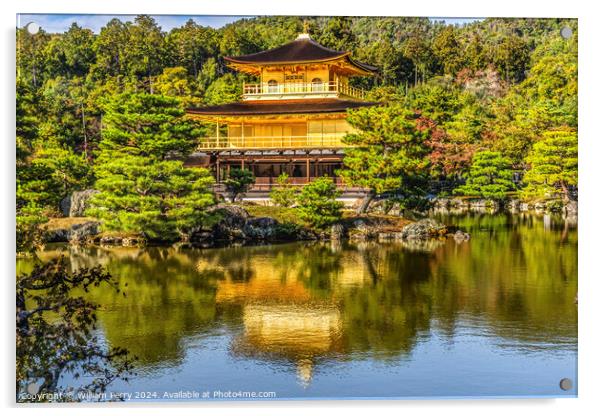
[419,116,476,179]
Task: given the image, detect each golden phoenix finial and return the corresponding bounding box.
[303,20,310,34]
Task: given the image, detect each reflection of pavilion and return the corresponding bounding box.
[203,244,423,386]
[209,253,353,386]
[239,304,342,386]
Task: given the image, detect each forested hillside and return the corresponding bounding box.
[16,16,577,248]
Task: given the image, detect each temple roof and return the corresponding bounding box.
[187,98,377,117]
[225,34,377,75]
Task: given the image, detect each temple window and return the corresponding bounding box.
[311,78,324,92]
[267,79,278,93]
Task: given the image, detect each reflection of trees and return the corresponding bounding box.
[336,243,434,359]
[429,213,577,347]
[16,214,577,383]
[21,246,220,369]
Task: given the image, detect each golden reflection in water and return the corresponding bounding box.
[239,304,342,386]
[16,214,577,388]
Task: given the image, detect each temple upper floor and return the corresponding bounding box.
[225,33,377,101]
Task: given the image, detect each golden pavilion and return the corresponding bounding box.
[186,31,377,191]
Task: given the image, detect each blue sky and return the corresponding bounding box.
[17,14,483,34]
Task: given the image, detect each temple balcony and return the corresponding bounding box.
[242,81,367,101]
[197,134,350,151]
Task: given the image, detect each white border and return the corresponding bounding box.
[3,1,601,415]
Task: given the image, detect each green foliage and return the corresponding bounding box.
[316,17,356,52]
[204,73,242,105]
[154,67,202,107]
[17,259,134,401]
[17,27,51,88]
[16,77,92,253]
[16,79,39,163]
[16,207,47,254]
[340,104,430,198]
[454,151,515,200]
[402,31,434,85]
[486,31,577,166]
[17,146,92,210]
[521,128,577,201]
[223,168,255,202]
[89,92,215,240]
[123,15,168,89]
[99,92,199,156]
[491,35,530,83]
[166,19,218,78]
[269,173,298,207]
[296,177,343,230]
[15,15,579,225]
[432,26,465,75]
[44,23,96,78]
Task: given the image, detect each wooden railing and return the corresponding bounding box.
[197,135,350,150]
[242,81,367,100]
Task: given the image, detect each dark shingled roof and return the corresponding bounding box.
[187,99,377,116]
[225,35,377,73]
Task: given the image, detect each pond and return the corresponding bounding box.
[17,212,578,400]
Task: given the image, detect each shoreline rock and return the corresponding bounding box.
[60,190,100,217]
[432,197,577,216]
[400,219,448,240]
[45,220,100,244]
[45,204,471,249]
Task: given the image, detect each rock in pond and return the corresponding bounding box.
[243,217,278,240]
[452,230,471,243]
[209,204,249,241]
[45,220,100,243]
[330,224,346,241]
[400,219,448,240]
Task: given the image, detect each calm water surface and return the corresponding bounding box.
[17,213,578,400]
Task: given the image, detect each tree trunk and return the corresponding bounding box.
[560,181,570,203]
[357,190,375,214]
[80,102,88,159]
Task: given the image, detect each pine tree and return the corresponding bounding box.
[339,104,430,213]
[223,168,254,202]
[296,177,343,230]
[454,151,515,200]
[89,92,215,241]
[522,128,577,202]
[269,173,298,207]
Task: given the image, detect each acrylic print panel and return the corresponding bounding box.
[15,14,578,402]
